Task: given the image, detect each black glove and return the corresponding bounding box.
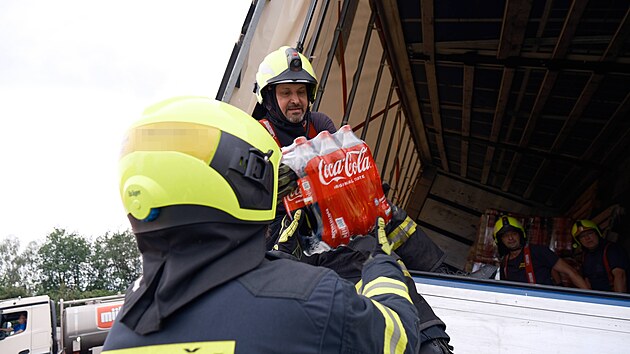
[273,209,303,258]
[384,202,417,251]
[277,163,298,202]
[370,217,393,257]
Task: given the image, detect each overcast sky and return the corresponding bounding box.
[0,0,252,245]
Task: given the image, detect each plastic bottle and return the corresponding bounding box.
[335,125,392,233]
[281,136,317,215]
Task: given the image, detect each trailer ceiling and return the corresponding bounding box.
[372,0,630,212]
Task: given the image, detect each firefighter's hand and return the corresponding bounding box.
[371,217,393,256]
[277,163,298,202]
[273,209,302,251]
[383,202,417,251]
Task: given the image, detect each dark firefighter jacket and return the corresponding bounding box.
[102,251,421,353]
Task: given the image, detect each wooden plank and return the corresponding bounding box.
[461,65,474,177]
[526,9,629,199]
[405,164,437,220]
[501,0,588,192]
[419,199,480,242]
[423,228,471,270]
[523,73,604,198]
[431,174,532,215]
[422,0,449,172]
[371,0,432,165]
[482,68,514,184]
[497,0,533,59]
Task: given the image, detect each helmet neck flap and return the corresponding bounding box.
[118,214,266,335]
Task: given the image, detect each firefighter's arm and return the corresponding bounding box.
[611,268,627,293]
[337,218,420,354]
[553,258,590,289]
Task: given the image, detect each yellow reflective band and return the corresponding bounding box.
[121,121,221,164]
[387,217,417,250]
[362,277,412,303]
[371,299,408,354]
[355,279,364,293]
[396,260,411,278]
[102,341,235,354]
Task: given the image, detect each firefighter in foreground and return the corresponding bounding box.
[257,46,453,353]
[102,97,420,353]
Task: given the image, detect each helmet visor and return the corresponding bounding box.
[121,121,221,164]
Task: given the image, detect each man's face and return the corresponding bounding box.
[18,315,26,324]
[578,230,600,250]
[275,83,308,123]
[500,231,522,251]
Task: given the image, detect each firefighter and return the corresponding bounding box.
[257,46,453,353]
[256,46,447,271]
[253,46,336,249]
[572,219,629,292]
[102,96,420,353]
[494,215,589,289]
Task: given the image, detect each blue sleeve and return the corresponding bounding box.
[329,254,421,354]
[312,112,337,133]
[536,245,559,268]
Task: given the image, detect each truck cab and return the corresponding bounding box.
[0,295,58,354]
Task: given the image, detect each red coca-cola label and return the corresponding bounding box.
[283,187,305,215]
[283,177,317,216]
[305,143,391,248]
[318,146,371,185]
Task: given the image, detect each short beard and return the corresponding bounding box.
[285,113,304,123]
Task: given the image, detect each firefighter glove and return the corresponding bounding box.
[277,163,298,202]
[371,217,393,256]
[385,203,417,251]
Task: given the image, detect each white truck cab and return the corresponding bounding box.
[0,295,58,354]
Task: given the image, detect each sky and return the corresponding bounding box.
[0,0,252,245]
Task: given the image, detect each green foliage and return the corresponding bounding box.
[38,228,91,297]
[89,230,141,292]
[0,236,38,298]
[0,228,141,301]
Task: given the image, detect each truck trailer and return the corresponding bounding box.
[218,0,630,352]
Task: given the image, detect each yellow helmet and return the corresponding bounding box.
[571,219,602,245]
[119,97,281,232]
[493,215,526,245]
[255,46,318,104]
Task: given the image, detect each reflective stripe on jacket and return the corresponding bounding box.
[103,254,420,354]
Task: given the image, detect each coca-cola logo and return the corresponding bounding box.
[318,147,371,185]
[285,188,302,202]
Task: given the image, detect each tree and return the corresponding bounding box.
[0,236,36,298]
[89,230,141,292]
[38,228,91,299]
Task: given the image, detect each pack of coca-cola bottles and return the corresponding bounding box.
[281,125,392,250]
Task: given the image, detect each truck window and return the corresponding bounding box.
[0,311,27,337]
